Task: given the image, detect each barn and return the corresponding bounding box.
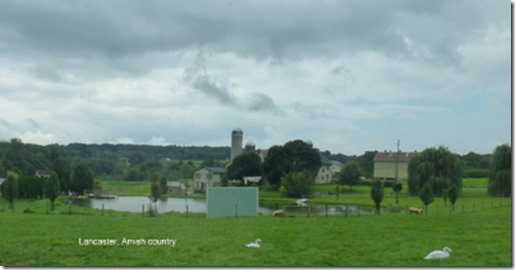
[373,151,418,180]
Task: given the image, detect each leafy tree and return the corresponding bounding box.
[72,163,94,195]
[370,179,384,214]
[160,177,168,195]
[357,151,377,178]
[448,183,459,211]
[392,182,402,204]
[280,172,314,198]
[338,162,362,190]
[407,146,463,196]
[263,140,321,188]
[148,181,162,216]
[263,145,290,186]
[2,171,19,210]
[227,152,262,183]
[488,144,511,197]
[419,182,434,214]
[45,172,61,211]
[52,158,72,192]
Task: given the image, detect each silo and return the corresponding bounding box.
[231,128,243,161]
[245,140,256,153]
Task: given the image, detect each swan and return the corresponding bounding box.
[296,198,308,206]
[424,247,452,260]
[245,238,261,248]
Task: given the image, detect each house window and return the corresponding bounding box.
[195,173,201,179]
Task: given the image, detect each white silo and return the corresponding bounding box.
[245,140,256,153]
[231,128,243,161]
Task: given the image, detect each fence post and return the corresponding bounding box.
[186,204,189,218]
[345,204,348,217]
[142,204,145,217]
[102,204,104,216]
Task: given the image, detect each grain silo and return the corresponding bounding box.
[245,140,256,153]
[231,128,243,161]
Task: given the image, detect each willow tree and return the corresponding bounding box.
[488,144,511,197]
[407,146,463,196]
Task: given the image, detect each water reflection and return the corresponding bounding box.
[70,196,373,215]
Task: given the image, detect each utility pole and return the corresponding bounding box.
[395,139,400,181]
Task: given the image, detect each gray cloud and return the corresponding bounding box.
[0,0,509,155]
[248,93,285,116]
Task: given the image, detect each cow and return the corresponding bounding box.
[408,207,424,215]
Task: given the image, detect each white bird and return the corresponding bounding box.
[245,238,261,248]
[424,247,452,260]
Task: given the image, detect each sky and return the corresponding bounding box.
[0,0,511,156]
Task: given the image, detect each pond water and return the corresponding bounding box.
[69,196,373,216]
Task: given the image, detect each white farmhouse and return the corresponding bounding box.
[193,167,226,193]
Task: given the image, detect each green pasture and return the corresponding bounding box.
[0,177,510,266]
[0,199,510,267]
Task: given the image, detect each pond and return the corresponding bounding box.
[69,196,373,216]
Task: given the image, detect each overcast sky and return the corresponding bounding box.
[0,0,510,155]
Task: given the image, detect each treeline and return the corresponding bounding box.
[0,138,493,182]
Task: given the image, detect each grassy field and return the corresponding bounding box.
[0,177,511,266]
[0,198,511,266]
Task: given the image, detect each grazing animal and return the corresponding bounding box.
[245,238,261,248]
[272,209,285,217]
[424,247,452,260]
[409,207,424,215]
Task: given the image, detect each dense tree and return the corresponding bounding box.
[72,163,94,194]
[370,179,384,215]
[2,171,19,209]
[448,184,459,211]
[392,182,403,204]
[52,158,72,192]
[263,145,290,186]
[357,151,377,178]
[280,172,314,198]
[407,146,463,196]
[45,172,61,211]
[227,152,262,183]
[488,144,511,197]
[160,177,168,195]
[419,182,434,214]
[18,175,45,198]
[338,162,363,190]
[263,140,321,188]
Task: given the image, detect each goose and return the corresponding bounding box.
[245,238,261,248]
[424,247,452,260]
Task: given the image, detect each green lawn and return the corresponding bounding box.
[1,177,509,266]
[0,197,511,266]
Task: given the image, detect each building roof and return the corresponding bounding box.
[319,153,332,166]
[204,167,227,174]
[373,151,418,162]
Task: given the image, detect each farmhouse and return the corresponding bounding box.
[316,153,333,184]
[193,167,226,193]
[373,151,418,180]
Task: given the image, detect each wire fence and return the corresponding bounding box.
[274,198,512,218]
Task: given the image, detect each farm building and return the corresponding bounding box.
[316,153,334,184]
[373,151,418,180]
[193,167,226,193]
[167,181,185,195]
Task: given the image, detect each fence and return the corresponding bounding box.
[61,197,511,218]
